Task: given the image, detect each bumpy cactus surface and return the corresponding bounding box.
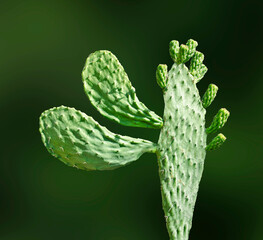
[39,39,230,240]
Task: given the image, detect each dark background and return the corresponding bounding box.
[0,0,262,239]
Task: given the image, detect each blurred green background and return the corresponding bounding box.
[0,0,262,239]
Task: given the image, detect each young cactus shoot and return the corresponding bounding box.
[39,39,230,240]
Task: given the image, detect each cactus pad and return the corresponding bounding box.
[82,50,163,129]
[157,63,207,239]
[39,106,157,171]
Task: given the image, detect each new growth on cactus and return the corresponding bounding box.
[39,39,230,240]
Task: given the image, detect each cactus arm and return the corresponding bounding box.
[82,50,163,129]
[39,106,157,171]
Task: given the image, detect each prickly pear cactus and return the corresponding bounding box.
[39,39,230,240]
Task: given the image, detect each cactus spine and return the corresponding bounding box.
[39,39,230,239]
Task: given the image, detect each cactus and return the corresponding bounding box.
[39,39,230,240]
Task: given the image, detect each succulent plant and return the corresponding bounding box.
[39,39,230,240]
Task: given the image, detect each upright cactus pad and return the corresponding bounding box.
[157,63,207,239]
[39,39,230,240]
[82,50,163,129]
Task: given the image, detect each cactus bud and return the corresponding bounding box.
[206,108,230,134]
[186,39,198,59]
[169,40,180,63]
[156,64,168,89]
[202,84,218,108]
[190,51,207,83]
[190,51,204,71]
[206,133,226,151]
[178,44,189,63]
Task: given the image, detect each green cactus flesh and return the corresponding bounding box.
[157,63,206,239]
[39,106,157,171]
[82,50,163,129]
[39,39,230,240]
